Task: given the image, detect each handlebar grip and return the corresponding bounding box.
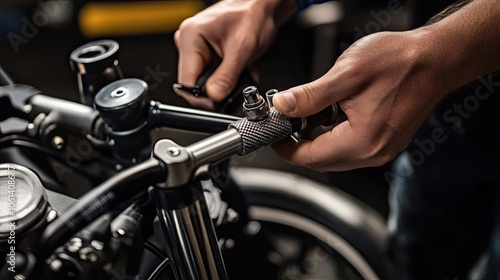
[228,104,339,155]
[229,107,292,155]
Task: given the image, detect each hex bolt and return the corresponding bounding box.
[167,147,180,156]
[242,86,260,104]
[242,86,269,121]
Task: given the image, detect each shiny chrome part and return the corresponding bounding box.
[166,147,181,157]
[187,128,242,167]
[0,164,49,238]
[242,86,269,121]
[153,102,241,123]
[242,86,260,104]
[46,209,58,222]
[265,89,279,106]
[154,129,242,187]
[156,197,228,280]
[66,237,83,253]
[290,132,301,143]
[153,140,194,187]
[110,87,128,98]
[52,136,65,150]
[244,221,261,235]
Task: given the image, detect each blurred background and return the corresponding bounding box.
[0,0,418,218]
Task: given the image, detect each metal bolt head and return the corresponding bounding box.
[67,237,83,253]
[243,103,268,121]
[52,136,64,150]
[226,208,239,223]
[49,259,63,272]
[116,228,126,236]
[244,221,261,235]
[167,147,180,156]
[46,209,58,223]
[242,86,260,104]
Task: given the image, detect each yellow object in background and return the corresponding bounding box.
[79,1,204,37]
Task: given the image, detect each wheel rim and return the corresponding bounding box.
[249,206,380,280]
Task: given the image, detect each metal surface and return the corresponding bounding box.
[187,128,242,167]
[156,190,228,280]
[265,89,278,106]
[148,101,241,133]
[242,86,269,121]
[153,129,242,187]
[70,40,123,106]
[229,107,292,155]
[0,164,49,238]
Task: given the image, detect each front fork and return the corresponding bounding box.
[154,182,228,280]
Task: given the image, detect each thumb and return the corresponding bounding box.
[273,78,339,117]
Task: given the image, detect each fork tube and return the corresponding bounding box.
[154,183,228,280]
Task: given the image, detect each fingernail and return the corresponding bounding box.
[209,80,229,95]
[275,91,296,113]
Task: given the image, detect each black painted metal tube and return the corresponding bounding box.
[148,101,241,133]
[38,158,166,255]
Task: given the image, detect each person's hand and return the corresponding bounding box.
[174,0,297,108]
[272,30,455,171]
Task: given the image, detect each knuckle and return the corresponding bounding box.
[298,83,320,107]
[361,136,399,167]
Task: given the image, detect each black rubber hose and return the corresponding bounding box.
[38,157,167,255]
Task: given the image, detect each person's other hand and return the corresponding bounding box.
[174,0,296,108]
[272,30,454,171]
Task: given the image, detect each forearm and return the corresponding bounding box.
[420,0,500,95]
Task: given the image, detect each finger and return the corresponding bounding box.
[272,121,371,171]
[206,48,251,102]
[175,30,211,86]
